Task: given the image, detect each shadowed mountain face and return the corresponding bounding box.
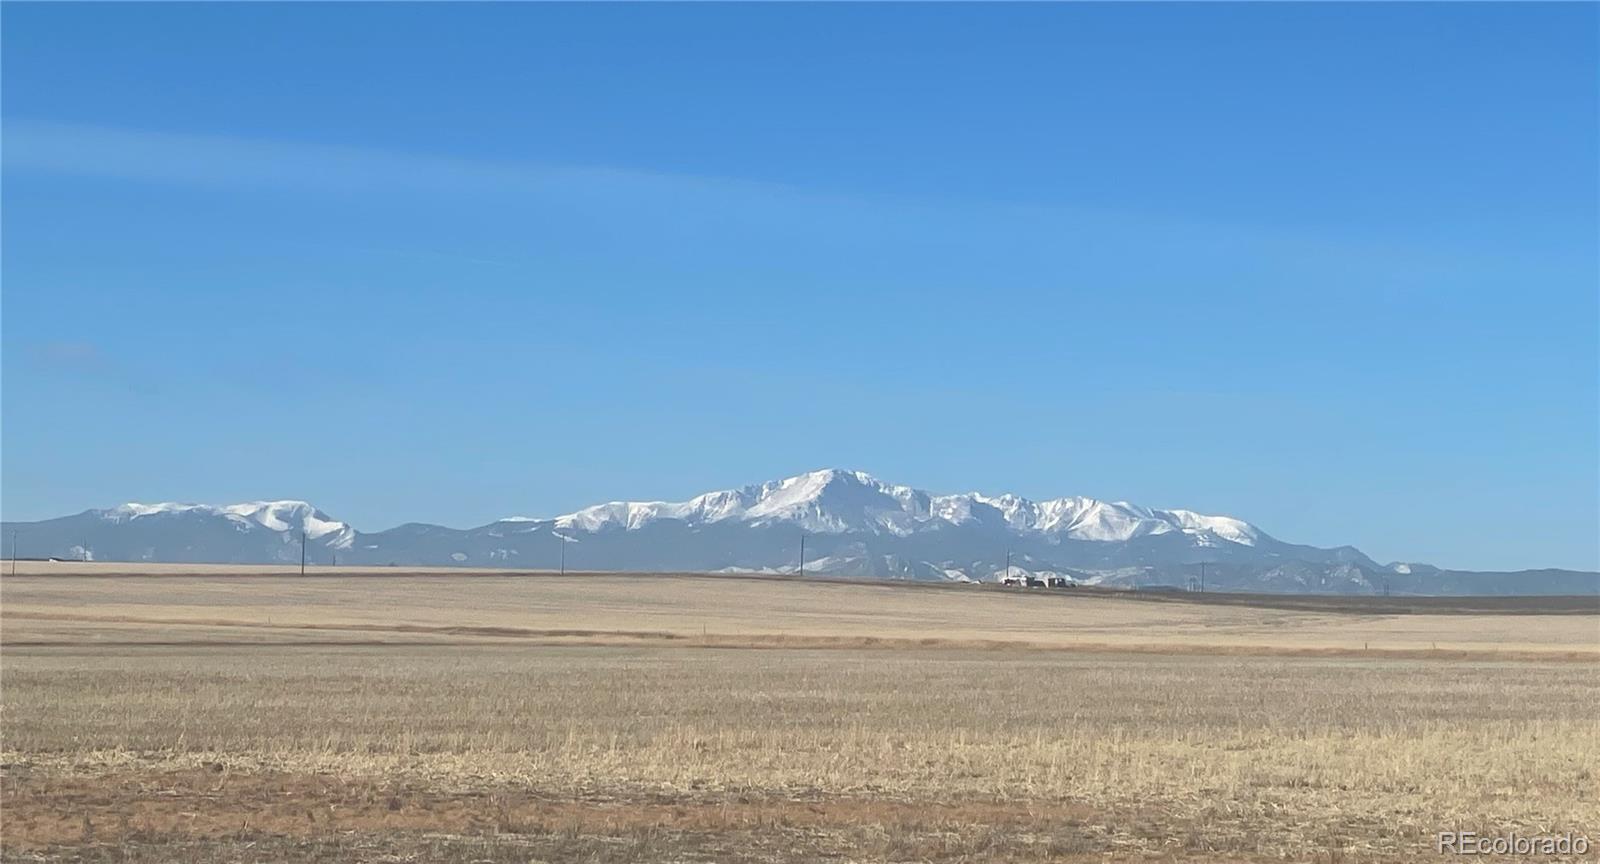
[4,469,1595,595]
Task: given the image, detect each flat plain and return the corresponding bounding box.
[2,566,1597,862]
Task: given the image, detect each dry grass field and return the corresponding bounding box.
[2,567,1597,862]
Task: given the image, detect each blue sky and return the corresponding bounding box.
[2,3,1596,571]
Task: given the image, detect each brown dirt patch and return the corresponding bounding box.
[0,767,1101,850]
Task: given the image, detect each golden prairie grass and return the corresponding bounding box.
[2,573,1597,862]
[4,572,1596,656]
[5,646,1599,862]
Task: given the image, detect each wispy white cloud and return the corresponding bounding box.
[1,119,804,202]
[1,118,1532,288]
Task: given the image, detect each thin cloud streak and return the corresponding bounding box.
[1,119,1536,282]
[1,119,818,203]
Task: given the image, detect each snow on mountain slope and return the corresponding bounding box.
[554,487,755,532]
[536,468,1264,546]
[10,469,1593,594]
[106,500,355,548]
[1158,509,1260,545]
[93,471,1262,555]
[109,502,211,519]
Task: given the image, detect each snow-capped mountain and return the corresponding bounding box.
[86,471,1256,548]
[16,500,354,565]
[107,500,355,547]
[4,469,1595,595]
[543,469,1261,545]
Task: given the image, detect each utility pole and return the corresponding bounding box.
[798,532,805,578]
[1005,549,1011,583]
[1199,562,1206,593]
[10,530,16,577]
[300,531,306,576]
[559,536,565,576]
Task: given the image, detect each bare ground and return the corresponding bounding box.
[2,572,1597,862]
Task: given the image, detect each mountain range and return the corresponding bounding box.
[4,469,1595,595]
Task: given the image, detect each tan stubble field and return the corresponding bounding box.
[2,566,1597,862]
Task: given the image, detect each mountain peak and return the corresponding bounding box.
[774,468,884,494]
[15,473,1591,593]
[532,470,1267,546]
[105,499,351,543]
